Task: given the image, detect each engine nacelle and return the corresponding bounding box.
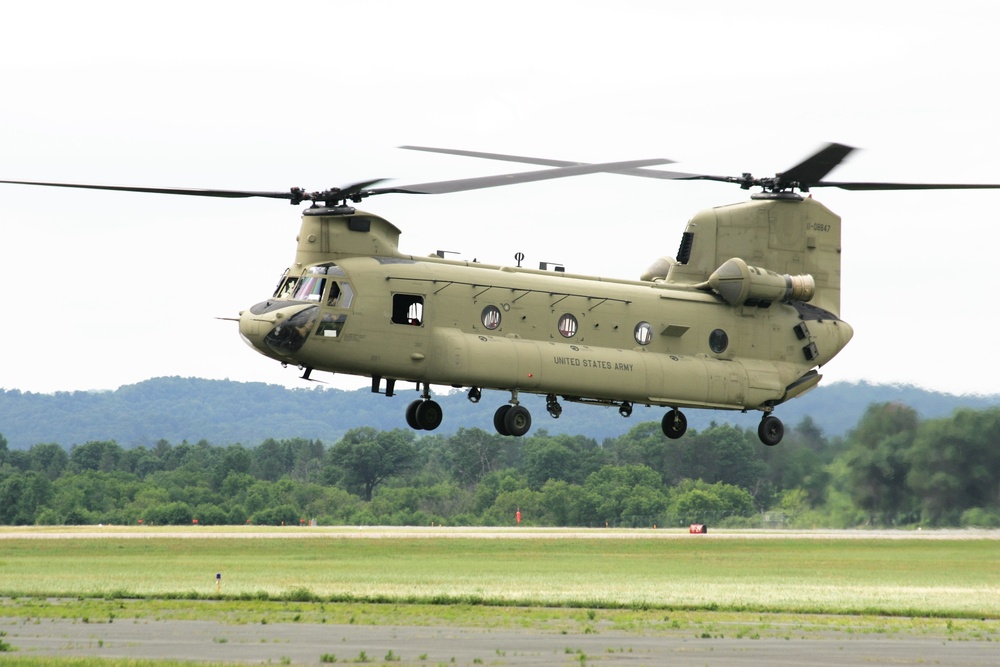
[708,257,815,307]
[640,256,677,282]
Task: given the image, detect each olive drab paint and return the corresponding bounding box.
[237,195,852,445]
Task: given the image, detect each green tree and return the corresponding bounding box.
[27,443,69,480]
[537,479,587,526]
[581,464,668,527]
[521,432,605,490]
[907,408,1000,525]
[669,479,756,525]
[445,428,507,486]
[327,428,417,501]
[0,471,53,524]
[841,403,919,525]
[146,501,193,525]
[685,424,767,491]
[69,440,125,473]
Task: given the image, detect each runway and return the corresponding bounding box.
[4,615,999,666]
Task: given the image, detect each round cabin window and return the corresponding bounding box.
[558,313,578,338]
[481,305,501,330]
[634,321,653,345]
[709,329,729,353]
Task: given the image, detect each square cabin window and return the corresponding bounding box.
[391,294,424,326]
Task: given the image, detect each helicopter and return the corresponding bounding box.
[5,144,1000,445]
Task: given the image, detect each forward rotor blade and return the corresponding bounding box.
[0,178,387,204]
[0,179,295,200]
[399,146,703,181]
[367,158,677,195]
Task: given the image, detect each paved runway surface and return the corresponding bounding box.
[4,616,999,666]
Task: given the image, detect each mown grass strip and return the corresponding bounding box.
[1,534,997,618]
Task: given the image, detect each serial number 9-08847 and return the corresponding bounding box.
[806,223,832,232]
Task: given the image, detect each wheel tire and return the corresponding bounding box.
[415,400,443,431]
[504,405,532,437]
[661,408,687,439]
[405,400,423,430]
[493,405,512,436]
[758,415,784,446]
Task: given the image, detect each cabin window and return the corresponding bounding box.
[392,294,424,325]
[634,321,653,345]
[558,313,578,338]
[481,305,501,330]
[709,328,729,353]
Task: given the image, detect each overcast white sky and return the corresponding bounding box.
[1,0,999,397]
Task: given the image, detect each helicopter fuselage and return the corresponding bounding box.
[238,197,853,442]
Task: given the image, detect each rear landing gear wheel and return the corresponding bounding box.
[405,400,422,430]
[758,414,783,446]
[661,408,687,439]
[414,399,443,431]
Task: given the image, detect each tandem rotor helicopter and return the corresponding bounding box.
[4,143,999,445]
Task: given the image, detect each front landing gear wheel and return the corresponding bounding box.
[504,405,532,437]
[661,408,687,439]
[493,405,512,436]
[758,414,784,446]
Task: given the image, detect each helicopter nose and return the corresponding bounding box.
[239,302,319,360]
[238,308,269,353]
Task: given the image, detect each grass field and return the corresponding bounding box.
[1,527,998,618]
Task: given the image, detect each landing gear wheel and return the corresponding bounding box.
[414,400,443,431]
[661,408,687,439]
[493,405,512,436]
[504,404,532,437]
[758,414,784,446]
[546,394,562,418]
[405,400,422,430]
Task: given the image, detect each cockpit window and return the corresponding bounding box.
[340,283,354,308]
[308,263,346,276]
[274,276,298,299]
[327,282,354,308]
[292,276,326,301]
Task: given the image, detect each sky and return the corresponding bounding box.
[1,0,999,397]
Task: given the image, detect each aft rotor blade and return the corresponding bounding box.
[810,181,1000,191]
[367,158,677,195]
[778,143,856,186]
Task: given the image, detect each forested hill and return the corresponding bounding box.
[1,376,998,449]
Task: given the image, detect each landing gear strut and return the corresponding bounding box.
[404,384,443,431]
[661,408,687,439]
[758,413,784,446]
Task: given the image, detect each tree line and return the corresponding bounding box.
[1,403,998,528]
